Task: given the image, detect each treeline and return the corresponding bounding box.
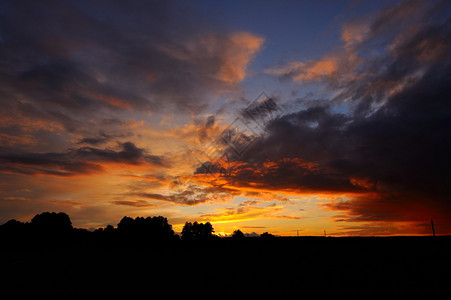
[0,212,275,247]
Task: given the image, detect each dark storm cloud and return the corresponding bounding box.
[0,142,168,176]
[198,0,451,223]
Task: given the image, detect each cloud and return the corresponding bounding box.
[198,204,300,223]
[265,57,339,83]
[215,32,265,83]
[44,199,86,207]
[341,21,368,48]
[167,115,227,147]
[0,142,168,176]
[328,222,432,236]
[76,142,166,165]
[0,0,265,169]
[197,0,451,229]
[77,132,116,146]
[195,130,361,194]
[239,200,262,206]
[0,0,263,116]
[266,1,450,100]
[129,183,240,206]
[112,200,155,208]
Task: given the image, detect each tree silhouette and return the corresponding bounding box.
[30,212,73,233]
[231,229,245,239]
[104,224,115,233]
[181,221,215,240]
[0,219,26,231]
[0,219,28,240]
[116,216,175,241]
[260,232,274,239]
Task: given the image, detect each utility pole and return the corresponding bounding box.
[324,230,326,237]
[297,230,299,237]
[431,218,435,237]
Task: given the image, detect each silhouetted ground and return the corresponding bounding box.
[1,236,451,299]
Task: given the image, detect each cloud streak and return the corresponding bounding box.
[199,204,300,223]
[0,142,168,176]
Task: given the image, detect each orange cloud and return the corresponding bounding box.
[265,19,372,85]
[199,204,300,224]
[0,132,37,148]
[341,22,368,48]
[349,177,375,190]
[265,57,338,83]
[165,119,226,147]
[112,200,155,207]
[86,92,133,110]
[0,110,64,134]
[194,157,342,195]
[158,31,264,85]
[216,32,265,83]
[43,199,86,207]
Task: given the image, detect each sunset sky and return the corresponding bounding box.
[1,0,451,236]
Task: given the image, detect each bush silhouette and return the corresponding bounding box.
[181,221,215,240]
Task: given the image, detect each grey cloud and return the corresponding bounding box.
[0,0,258,116]
[129,184,239,206]
[0,142,168,176]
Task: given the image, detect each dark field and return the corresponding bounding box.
[2,236,451,299]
